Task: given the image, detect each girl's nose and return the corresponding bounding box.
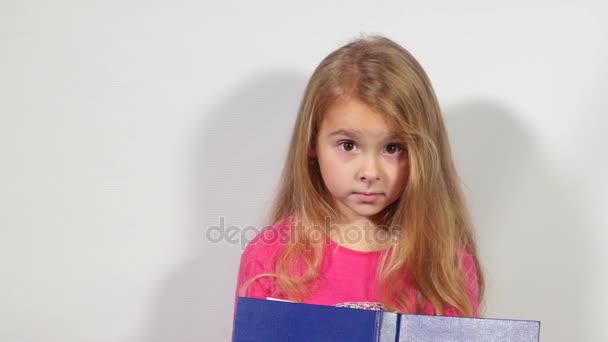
[358,157,381,182]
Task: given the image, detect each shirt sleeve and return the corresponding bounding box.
[234,238,274,300]
[233,224,287,320]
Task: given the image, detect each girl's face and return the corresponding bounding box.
[313,97,409,225]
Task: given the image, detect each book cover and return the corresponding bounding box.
[232,297,540,342]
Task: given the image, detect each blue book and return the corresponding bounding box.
[232,297,540,341]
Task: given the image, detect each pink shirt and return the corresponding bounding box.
[234,219,479,317]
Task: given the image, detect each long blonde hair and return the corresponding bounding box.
[242,35,484,316]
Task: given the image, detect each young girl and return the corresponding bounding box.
[234,35,484,317]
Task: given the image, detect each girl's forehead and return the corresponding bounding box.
[320,98,397,137]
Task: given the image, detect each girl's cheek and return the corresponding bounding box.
[334,149,356,160]
[379,155,402,166]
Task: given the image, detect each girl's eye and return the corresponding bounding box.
[338,141,356,152]
[385,144,405,155]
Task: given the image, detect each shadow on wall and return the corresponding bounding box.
[131,72,308,341]
[445,101,586,342]
[578,60,608,341]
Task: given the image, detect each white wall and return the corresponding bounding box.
[1,1,606,341]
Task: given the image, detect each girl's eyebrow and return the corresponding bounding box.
[328,129,401,140]
[328,129,362,138]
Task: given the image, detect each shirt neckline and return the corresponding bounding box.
[325,236,389,256]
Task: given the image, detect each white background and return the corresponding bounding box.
[1,1,606,341]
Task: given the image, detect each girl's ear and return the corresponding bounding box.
[308,148,317,167]
[308,140,317,158]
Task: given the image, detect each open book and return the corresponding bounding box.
[233,297,540,342]
[265,297,295,303]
